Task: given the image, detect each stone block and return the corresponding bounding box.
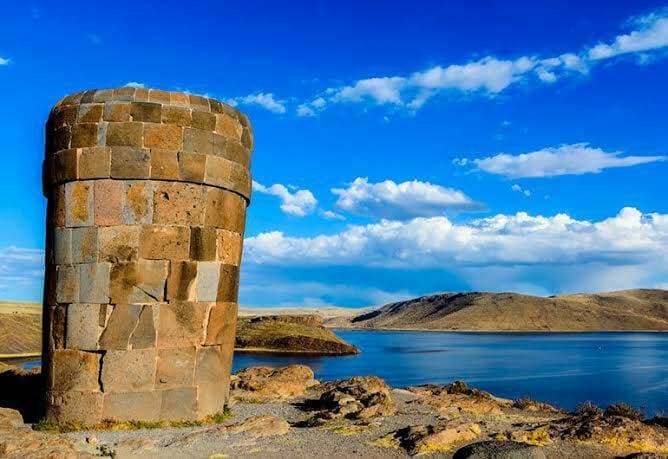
[66,303,104,350]
[204,189,246,232]
[153,182,205,225]
[190,226,217,261]
[50,105,78,130]
[98,225,140,262]
[155,346,196,388]
[51,349,101,392]
[191,110,216,131]
[123,180,154,224]
[217,264,240,302]
[56,265,78,303]
[170,91,190,107]
[161,387,197,421]
[196,262,220,301]
[71,227,98,263]
[130,304,158,349]
[148,89,171,104]
[52,149,78,183]
[157,302,208,347]
[178,151,206,182]
[101,349,157,393]
[47,391,104,425]
[198,383,228,417]
[166,260,197,301]
[144,123,183,150]
[98,304,142,350]
[130,259,168,303]
[48,126,71,153]
[139,225,190,259]
[183,127,213,155]
[103,102,131,122]
[241,127,254,150]
[93,89,114,103]
[189,94,210,111]
[162,106,191,126]
[216,229,243,265]
[54,227,72,264]
[130,102,162,123]
[113,87,136,101]
[226,140,251,168]
[150,149,179,180]
[204,155,232,188]
[65,181,94,227]
[70,123,99,148]
[102,391,161,422]
[52,186,67,227]
[79,146,111,179]
[230,163,252,198]
[93,179,123,226]
[110,147,150,179]
[77,103,103,123]
[204,302,237,345]
[195,345,227,385]
[215,113,242,140]
[106,122,143,147]
[78,262,110,303]
[49,303,67,349]
[135,87,150,101]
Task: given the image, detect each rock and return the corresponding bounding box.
[221,415,290,437]
[114,436,155,451]
[382,422,482,455]
[0,408,24,430]
[453,440,546,459]
[307,376,396,422]
[230,365,317,401]
[0,428,79,458]
[408,382,505,416]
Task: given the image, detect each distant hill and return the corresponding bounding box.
[348,289,668,331]
[0,302,41,357]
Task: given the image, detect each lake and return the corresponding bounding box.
[233,330,668,415]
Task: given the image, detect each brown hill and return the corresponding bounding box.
[236,314,359,354]
[349,289,668,331]
[0,302,41,357]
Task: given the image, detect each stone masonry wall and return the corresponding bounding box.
[41,88,253,424]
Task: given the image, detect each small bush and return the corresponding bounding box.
[604,403,644,421]
[576,401,603,417]
[447,380,469,394]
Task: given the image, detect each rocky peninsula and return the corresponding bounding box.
[0,364,666,458]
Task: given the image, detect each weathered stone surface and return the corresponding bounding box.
[161,387,198,421]
[106,122,143,147]
[204,302,237,345]
[52,149,78,183]
[51,349,101,392]
[77,103,103,123]
[130,102,162,123]
[98,225,140,262]
[70,122,99,148]
[65,181,94,227]
[386,423,482,455]
[103,391,161,422]
[123,180,154,224]
[157,302,208,347]
[217,264,239,302]
[56,265,79,303]
[183,127,213,155]
[66,303,104,350]
[139,225,190,259]
[204,187,247,230]
[130,304,159,349]
[144,123,182,150]
[131,259,168,303]
[204,154,232,188]
[190,226,217,261]
[189,94,210,111]
[231,365,317,401]
[78,262,110,303]
[94,179,123,226]
[148,89,171,104]
[103,101,131,122]
[101,349,157,392]
[197,262,221,301]
[167,260,198,301]
[47,391,104,425]
[150,149,179,180]
[191,110,216,131]
[0,408,24,430]
[222,415,290,437]
[71,226,98,263]
[216,229,243,265]
[178,151,206,182]
[453,440,547,459]
[153,181,205,225]
[53,227,72,264]
[79,146,111,179]
[156,346,196,388]
[170,91,190,107]
[98,304,142,350]
[110,147,150,179]
[162,105,191,126]
[215,113,242,140]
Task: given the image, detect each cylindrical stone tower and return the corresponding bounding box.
[41,87,253,424]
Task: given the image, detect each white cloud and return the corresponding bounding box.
[0,57,10,65]
[459,143,665,178]
[245,208,668,278]
[331,77,407,105]
[588,9,668,60]
[511,184,531,197]
[253,180,317,217]
[0,246,44,301]
[227,93,286,114]
[124,81,145,89]
[332,177,483,219]
[320,210,346,220]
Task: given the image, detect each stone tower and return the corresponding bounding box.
[41,88,253,424]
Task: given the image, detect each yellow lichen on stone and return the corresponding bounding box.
[369,434,400,449]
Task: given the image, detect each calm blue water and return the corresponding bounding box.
[233,331,668,415]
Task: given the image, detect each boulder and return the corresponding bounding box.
[407,382,505,416]
[0,428,79,458]
[0,408,24,430]
[453,440,546,459]
[221,415,290,437]
[230,365,317,401]
[380,422,482,455]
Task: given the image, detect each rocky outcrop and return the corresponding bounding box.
[0,408,80,458]
[453,440,547,459]
[378,422,482,455]
[407,381,509,416]
[236,314,359,355]
[221,415,290,437]
[230,365,318,401]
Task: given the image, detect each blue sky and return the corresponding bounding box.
[1,1,667,306]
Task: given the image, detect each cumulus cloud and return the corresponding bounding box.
[0,57,9,65]
[320,210,346,220]
[511,184,531,197]
[253,180,317,217]
[124,81,145,88]
[227,93,287,114]
[0,246,44,301]
[332,177,484,219]
[588,9,668,60]
[458,143,665,178]
[245,208,668,274]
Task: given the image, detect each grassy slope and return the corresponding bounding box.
[349,289,668,331]
[0,302,42,356]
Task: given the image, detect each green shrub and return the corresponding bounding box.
[604,403,644,421]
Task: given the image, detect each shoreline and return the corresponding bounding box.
[331,326,668,333]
